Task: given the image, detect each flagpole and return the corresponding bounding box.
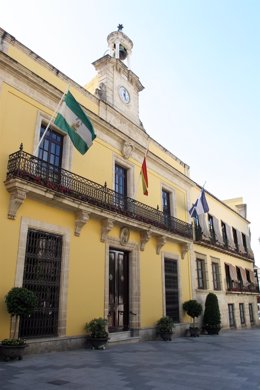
[33,89,67,156]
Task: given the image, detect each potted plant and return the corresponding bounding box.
[1,287,37,361]
[203,292,221,335]
[85,317,109,350]
[156,316,175,341]
[183,299,203,337]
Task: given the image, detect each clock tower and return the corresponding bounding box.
[90,25,144,126]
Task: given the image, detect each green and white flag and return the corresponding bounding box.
[54,90,96,155]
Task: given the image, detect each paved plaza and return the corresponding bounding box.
[1,328,260,389]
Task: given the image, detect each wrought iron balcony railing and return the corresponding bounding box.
[5,147,193,240]
[226,280,259,294]
[194,226,254,260]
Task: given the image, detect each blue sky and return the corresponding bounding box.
[1,0,259,263]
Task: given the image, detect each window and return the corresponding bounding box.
[241,233,247,253]
[38,125,64,184]
[212,262,221,290]
[228,304,235,327]
[208,214,215,241]
[20,229,62,338]
[115,164,127,209]
[248,303,254,323]
[162,190,171,216]
[221,221,228,247]
[196,258,207,289]
[239,303,245,325]
[115,164,127,196]
[39,125,63,167]
[194,215,202,240]
[164,259,179,322]
[236,267,243,289]
[232,228,239,251]
[162,189,171,228]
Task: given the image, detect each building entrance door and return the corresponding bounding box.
[108,249,129,332]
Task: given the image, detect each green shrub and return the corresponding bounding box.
[1,338,26,346]
[203,293,221,327]
[156,316,175,334]
[4,287,37,340]
[85,318,108,338]
[183,300,203,327]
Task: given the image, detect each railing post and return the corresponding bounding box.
[17,143,23,177]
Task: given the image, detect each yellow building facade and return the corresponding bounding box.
[191,189,258,329]
[0,27,258,352]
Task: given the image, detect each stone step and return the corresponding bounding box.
[108,331,140,345]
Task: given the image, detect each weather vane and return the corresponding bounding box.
[117,24,124,31]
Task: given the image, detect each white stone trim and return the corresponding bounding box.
[104,236,140,331]
[161,252,181,321]
[15,217,70,337]
[160,182,176,217]
[113,154,135,198]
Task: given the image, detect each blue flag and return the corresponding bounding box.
[189,189,209,218]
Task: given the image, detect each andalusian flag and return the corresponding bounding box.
[54,91,96,155]
[141,157,148,195]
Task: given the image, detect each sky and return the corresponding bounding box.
[0,0,259,263]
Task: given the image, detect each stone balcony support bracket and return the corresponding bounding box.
[74,210,90,237]
[140,229,151,251]
[156,235,167,255]
[5,184,28,220]
[101,218,114,242]
[181,243,190,259]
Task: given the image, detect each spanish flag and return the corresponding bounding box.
[141,157,148,195]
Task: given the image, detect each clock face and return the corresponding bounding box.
[119,86,130,104]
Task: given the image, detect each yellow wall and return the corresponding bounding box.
[0,39,193,341]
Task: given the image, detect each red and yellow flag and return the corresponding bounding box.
[141,157,148,195]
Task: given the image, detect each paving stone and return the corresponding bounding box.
[1,329,260,389]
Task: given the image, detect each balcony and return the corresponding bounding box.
[4,147,193,244]
[226,280,259,294]
[194,226,254,261]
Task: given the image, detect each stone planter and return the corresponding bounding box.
[87,337,109,350]
[159,332,173,341]
[0,344,28,361]
[205,325,221,335]
[189,327,200,337]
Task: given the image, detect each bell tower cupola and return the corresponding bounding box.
[89,25,144,127]
[107,24,133,69]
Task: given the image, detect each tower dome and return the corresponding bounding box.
[107,24,133,68]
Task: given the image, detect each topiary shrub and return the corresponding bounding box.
[183,300,203,327]
[4,287,37,343]
[183,299,203,337]
[203,292,221,335]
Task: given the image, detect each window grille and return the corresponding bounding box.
[164,259,179,322]
[19,229,62,338]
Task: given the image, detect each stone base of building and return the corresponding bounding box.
[0,323,195,357]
